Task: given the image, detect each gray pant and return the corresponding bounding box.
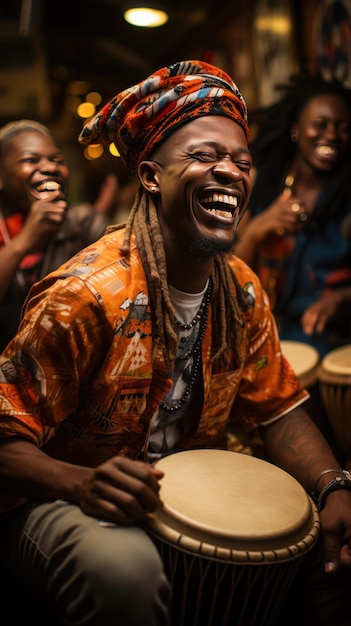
[0,499,171,626]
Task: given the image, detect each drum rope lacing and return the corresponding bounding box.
[159,281,211,413]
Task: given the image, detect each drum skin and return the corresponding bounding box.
[319,344,351,458]
[145,449,320,626]
[280,340,320,389]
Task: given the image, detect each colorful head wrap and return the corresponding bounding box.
[78,60,249,172]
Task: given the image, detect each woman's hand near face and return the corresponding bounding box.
[0,192,68,301]
[16,191,68,254]
[248,193,306,237]
[236,192,307,267]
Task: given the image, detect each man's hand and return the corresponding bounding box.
[79,456,165,525]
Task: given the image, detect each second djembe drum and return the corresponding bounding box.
[318,344,351,459]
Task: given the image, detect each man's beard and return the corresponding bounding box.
[189,230,240,260]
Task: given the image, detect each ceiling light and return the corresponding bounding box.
[123,5,169,28]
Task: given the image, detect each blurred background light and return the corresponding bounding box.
[86,91,102,106]
[77,101,96,118]
[109,143,121,157]
[124,6,169,28]
[84,144,104,160]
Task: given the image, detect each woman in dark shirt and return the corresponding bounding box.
[236,74,351,358]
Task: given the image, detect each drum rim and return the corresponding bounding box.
[146,504,320,564]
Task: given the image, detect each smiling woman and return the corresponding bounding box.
[236,73,351,360]
[0,119,111,351]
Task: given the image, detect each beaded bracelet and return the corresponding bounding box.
[313,472,351,512]
[312,468,350,495]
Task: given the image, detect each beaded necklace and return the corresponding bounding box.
[159,280,211,413]
[173,281,210,331]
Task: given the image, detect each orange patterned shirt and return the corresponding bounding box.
[0,228,308,511]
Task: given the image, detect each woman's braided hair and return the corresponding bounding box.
[116,185,246,373]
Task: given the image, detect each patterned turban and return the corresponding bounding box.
[78,59,249,172]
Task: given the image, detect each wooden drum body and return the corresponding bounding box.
[319,344,351,458]
[145,449,320,626]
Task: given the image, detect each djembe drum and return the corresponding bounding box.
[145,449,320,626]
[280,340,328,435]
[318,344,351,459]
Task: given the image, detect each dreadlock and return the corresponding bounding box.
[249,72,351,223]
[118,185,245,373]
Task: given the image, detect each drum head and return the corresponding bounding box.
[280,340,319,387]
[320,344,351,377]
[146,449,319,562]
